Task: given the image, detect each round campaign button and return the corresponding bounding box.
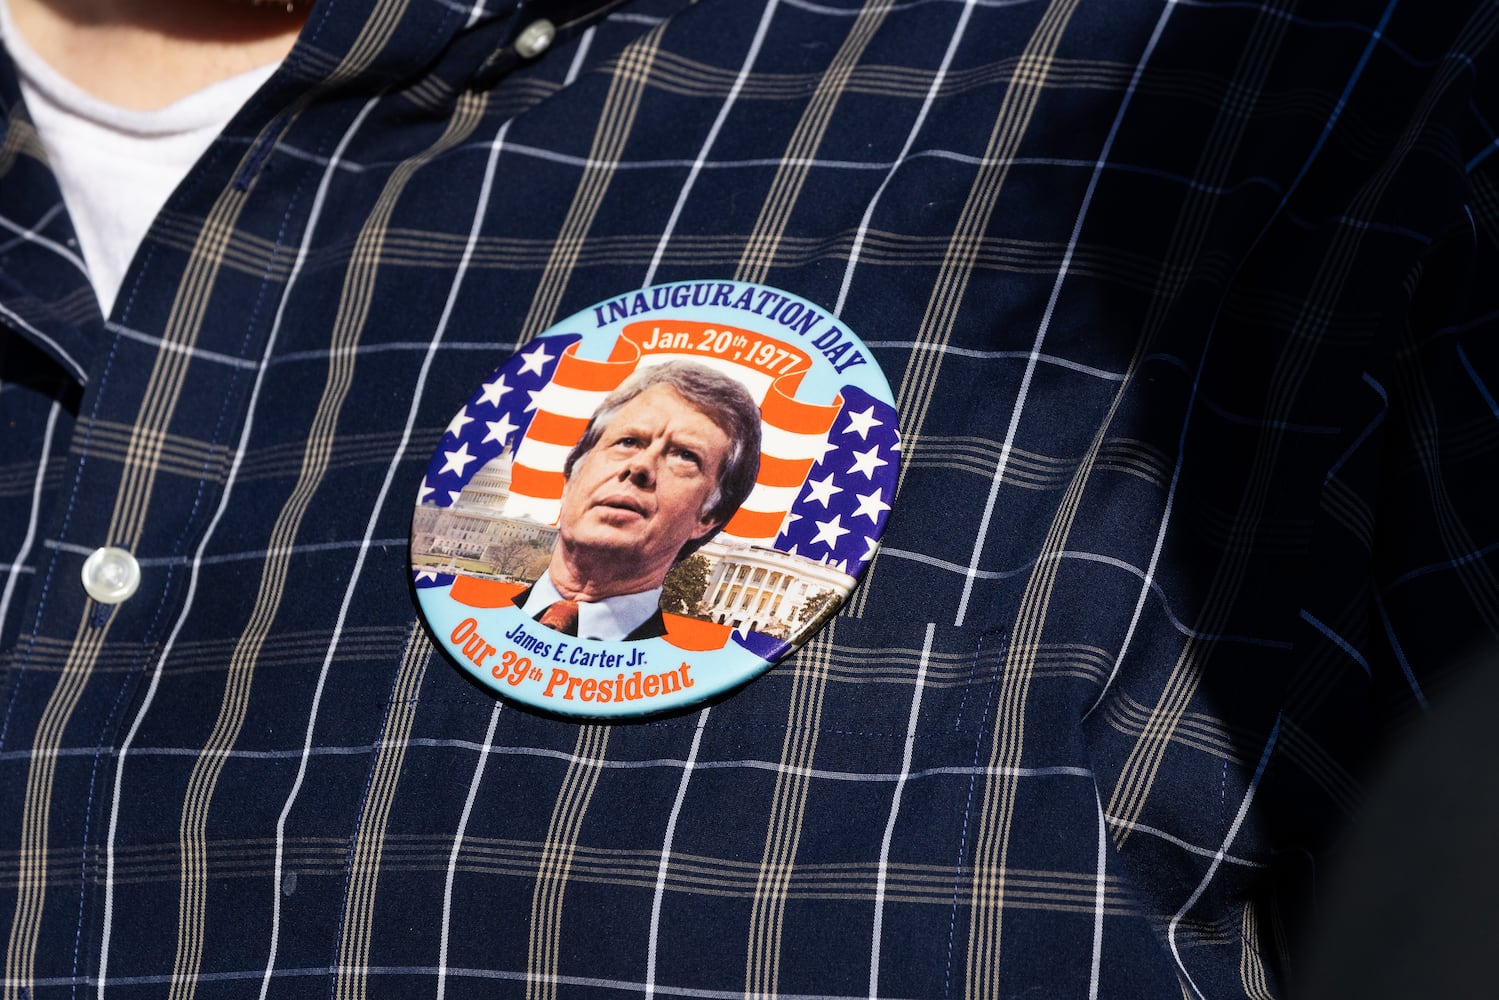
[411,280,898,718]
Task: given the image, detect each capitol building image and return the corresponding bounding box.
[412,449,853,641]
[410,451,557,583]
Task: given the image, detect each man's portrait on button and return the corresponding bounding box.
[515,361,762,641]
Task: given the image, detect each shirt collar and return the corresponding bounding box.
[0,0,623,383]
[523,571,664,642]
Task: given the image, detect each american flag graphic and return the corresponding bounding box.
[415,327,898,589]
[771,383,898,578]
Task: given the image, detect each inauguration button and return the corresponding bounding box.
[411,280,899,718]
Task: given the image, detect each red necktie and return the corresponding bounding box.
[538,599,580,636]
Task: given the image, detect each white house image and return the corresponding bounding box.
[693,540,853,637]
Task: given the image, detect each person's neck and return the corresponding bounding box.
[8,0,308,110]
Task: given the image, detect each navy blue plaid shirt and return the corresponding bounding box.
[2,0,1497,996]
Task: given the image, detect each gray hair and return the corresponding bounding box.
[563,361,762,559]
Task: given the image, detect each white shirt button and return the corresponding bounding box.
[81,547,141,604]
[513,19,555,59]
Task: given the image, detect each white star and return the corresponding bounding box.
[783,511,802,526]
[525,389,543,412]
[518,343,554,376]
[483,413,519,446]
[848,445,889,480]
[415,568,439,583]
[811,514,850,549]
[735,620,753,639]
[852,488,890,524]
[440,441,477,477]
[785,544,800,558]
[448,490,463,504]
[811,436,840,464]
[862,536,880,561]
[803,472,843,508]
[445,408,473,438]
[417,480,435,504]
[842,405,883,440]
[477,374,512,407]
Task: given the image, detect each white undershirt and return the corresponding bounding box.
[0,0,278,316]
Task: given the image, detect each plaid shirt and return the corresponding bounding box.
[2,0,1496,996]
